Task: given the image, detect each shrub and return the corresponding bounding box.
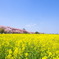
[35,31,40,34]
[0,28,4,34]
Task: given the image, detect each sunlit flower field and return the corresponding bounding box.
[0,34,59,59]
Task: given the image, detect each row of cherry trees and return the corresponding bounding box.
[0,28,40,34]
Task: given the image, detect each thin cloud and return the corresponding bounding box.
[25,24,37,28]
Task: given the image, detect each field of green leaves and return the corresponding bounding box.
[0,34,59,59]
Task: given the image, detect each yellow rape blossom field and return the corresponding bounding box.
[0,34,59,59]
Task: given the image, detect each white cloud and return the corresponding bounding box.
[25,24,37,28]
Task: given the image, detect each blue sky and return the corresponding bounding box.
[0,0,59,33]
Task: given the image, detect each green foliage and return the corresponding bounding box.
[23,28,26,30]
[23,28,29,34]
[35,31,40,34]
[0,28,4,34]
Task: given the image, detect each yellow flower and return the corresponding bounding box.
[25,53,28,56]
[26,57,28,59]
[14,47,18,55]
[8,49,12,54]
[5,55,11,59]
[48,52,52,56]
[42,56,47,59]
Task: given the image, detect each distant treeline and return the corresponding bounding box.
[0,28,41,34]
